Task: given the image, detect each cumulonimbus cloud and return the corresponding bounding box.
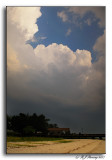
[7,7,105,112]
[7,7,42,40]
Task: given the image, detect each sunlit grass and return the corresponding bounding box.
[58,140,73,143]
[7,136,63,142]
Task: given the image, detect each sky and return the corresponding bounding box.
[7,6,105,133]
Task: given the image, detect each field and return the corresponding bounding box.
[7,137,105,154]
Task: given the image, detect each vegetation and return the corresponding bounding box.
[7,136,62,142]
[7,113,58,136]
[58,140,73,143]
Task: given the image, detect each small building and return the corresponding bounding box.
[48,128,70,136]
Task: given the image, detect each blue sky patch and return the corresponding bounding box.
[28,7,105,62]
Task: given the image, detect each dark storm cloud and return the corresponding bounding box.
[7,95,105,133]
[7,44,105,134]
[7,7,105,134]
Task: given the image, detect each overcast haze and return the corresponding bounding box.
[7,6,105,133]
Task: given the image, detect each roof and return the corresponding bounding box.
[48,128,70,131]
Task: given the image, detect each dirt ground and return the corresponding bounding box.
[7,139,105,154]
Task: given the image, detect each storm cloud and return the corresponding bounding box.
[7,7,105,133]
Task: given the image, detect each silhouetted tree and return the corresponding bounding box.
[7,115,12,130]
[7,113,57,136]
[48,123,58,128]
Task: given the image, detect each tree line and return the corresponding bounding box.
[7,113,58,136]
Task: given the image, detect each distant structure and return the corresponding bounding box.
[48,128,70,136]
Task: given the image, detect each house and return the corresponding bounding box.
[48,128,70,136]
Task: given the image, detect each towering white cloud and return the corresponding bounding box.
[34,43,76,70]
[7,7,42,40]
[7,7,105,112]
[7,42,21,72]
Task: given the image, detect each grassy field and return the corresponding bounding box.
[58,140,73,143]
[7,138,105,153]
[7,136,63,142]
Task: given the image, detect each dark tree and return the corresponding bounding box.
[7,115,12,130]
[7,113,57,136]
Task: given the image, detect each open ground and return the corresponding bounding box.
[7,138,105,154]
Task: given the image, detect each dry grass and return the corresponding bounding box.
[7,139,105,154]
